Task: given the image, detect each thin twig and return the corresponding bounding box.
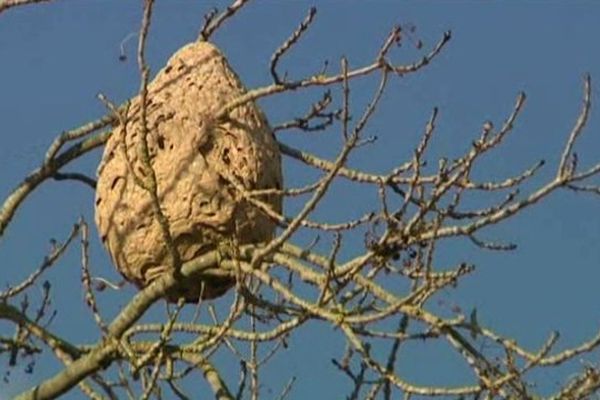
[199,0,251,41]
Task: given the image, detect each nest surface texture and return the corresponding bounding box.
[95,41,282,302]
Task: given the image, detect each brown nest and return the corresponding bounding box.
[95,41,282,302]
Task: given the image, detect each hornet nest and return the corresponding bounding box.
[95,41,282,302]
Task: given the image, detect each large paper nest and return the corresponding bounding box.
[95,41,282,302]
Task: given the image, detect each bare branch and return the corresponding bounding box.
[0,0,51,14]
[558,74,592,178]
[0,223,80,300]
[199,0,251,41]
[270,7,317,84]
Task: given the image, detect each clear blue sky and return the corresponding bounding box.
[1,2,600,398]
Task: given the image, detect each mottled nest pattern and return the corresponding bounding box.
[95,41,282,302]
